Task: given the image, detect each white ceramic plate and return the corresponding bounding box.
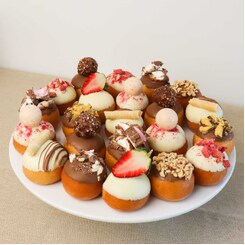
[9,124,236,223]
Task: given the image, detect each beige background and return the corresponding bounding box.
[0,0,243,106]
[0,68,243,243]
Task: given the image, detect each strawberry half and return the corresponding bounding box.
[81,72,106,95]
[112,149,152,178]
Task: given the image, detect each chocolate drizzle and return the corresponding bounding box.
[38,141,68,172]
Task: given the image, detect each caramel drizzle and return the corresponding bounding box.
[38,141,67,171]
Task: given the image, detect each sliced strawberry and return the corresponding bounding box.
[112,149,152,178]
[81,72,106,95]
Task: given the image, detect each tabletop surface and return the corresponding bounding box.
[0,68,243,244]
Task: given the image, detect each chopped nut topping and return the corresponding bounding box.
[199,114,233,138]
[172,80,199,97]
[152,152,194,180]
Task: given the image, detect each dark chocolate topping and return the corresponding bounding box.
[153,85,176,107]
[38,141,68,172]
[77,57,98,76]
[74,112,101,137]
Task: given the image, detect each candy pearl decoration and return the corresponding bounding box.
[19,104,42,127]
[155,108,178,130]
[123,77,142,96]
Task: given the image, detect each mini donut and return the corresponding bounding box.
[46,78,77,115]
[106,69,134,98]
[79,90,115,124]
[140,61,170,103]
[102,173,151,211]
[23,139,68,185]
[193,114,235,155]
[71,57,98,98]
[171,80,202,109]
[104,109,144,137]
[186,139,231,186]
[150,152,194,201]
[144,85,184,127]
[61,151,107,200]
[116,78,149,113]
[62,102,99,137]
[146,109,188,156]
[20,88,60,129]
[185,96,223,132]
[64,112,105,158]
[105,123,148,170]
[13,105,55,154]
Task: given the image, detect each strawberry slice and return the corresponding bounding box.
[112,149,152,178]
[81,72,106,95]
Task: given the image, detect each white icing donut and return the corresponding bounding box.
[186,145,228,172]
[103,173,151,200]
[146,124,186,152]
[186,103,223,124]
[116,92,148,110]
[79,90,115,111]
[23,140,68,172]
[50,86,76,105]
[13,121,55,146]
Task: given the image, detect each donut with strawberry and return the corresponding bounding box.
[79,72,115,124]
[71,57,98,98]
[103,149,151,211]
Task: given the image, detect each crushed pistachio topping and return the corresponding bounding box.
[152,152,194,180]
[199,114,233,138]
[172,80,199,97]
